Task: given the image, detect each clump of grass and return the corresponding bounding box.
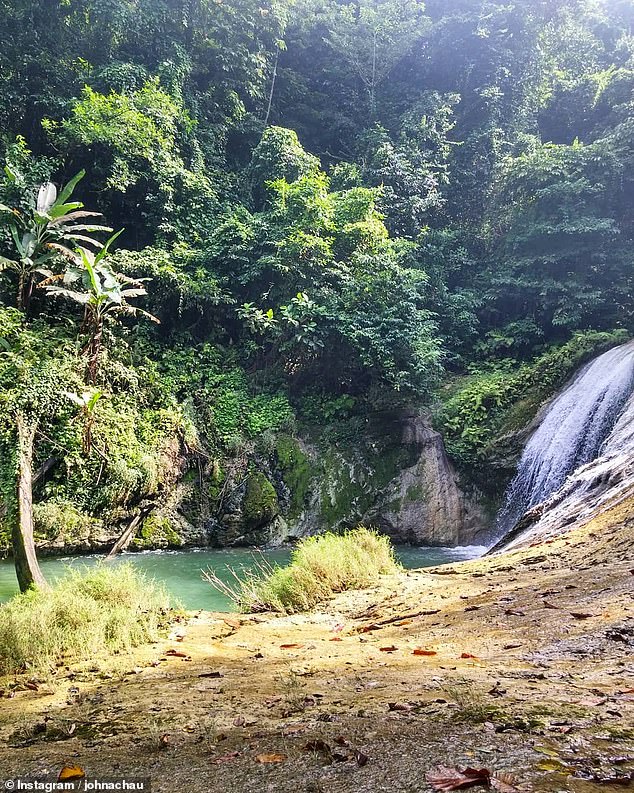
[276,665,308,714]
[0,563,173,676]
[204,526,401,614]
[446,679,503,724]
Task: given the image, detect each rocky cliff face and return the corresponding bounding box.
[201,412,488,548]
[492,386,634,553]
[34,411,489,554]
[363,416,486,546]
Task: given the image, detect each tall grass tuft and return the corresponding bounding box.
[0,564,173,676]
[204,527,401,614]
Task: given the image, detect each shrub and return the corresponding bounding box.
[205,527,401,614]
[0,564,172,676]
[34,500,101,541]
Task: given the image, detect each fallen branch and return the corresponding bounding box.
[32,456,58,486]
[356,608,441,633]
[105,504,153,560]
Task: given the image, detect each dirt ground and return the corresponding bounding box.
[1,500,633,793]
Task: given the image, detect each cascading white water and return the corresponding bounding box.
[495,341,634,536]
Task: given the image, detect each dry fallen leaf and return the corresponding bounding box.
[460,652,479,659]
[379,645,398,653]
[304,739,331,755]
[491,772,520,793]
[58,767,85,782]
[356,750,369,767]
[570,612,594,619]
[212,751,240,764]
[488,682,506,697]
[538,759,570,772]
[165,649,188,658]
[256,752,287,764]
[280,643,304,650]
[413,649,437,656]
[426,765,491,791]
[388,701,416,712]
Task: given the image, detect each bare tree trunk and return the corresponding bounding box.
[263,50,279,129]
[16,270,25,311]
[85,319,103,384]
[12,413,49,592]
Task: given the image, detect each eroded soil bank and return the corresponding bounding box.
[1,501,633,792]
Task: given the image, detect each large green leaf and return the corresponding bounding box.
[48,201,83,219]
[62,224,113,233]
[64,234,104,248]
[49,210,102,226]
[56,169,86,205]
[0,255,17,271]
[21,232,37,258]
[46,286,92,304]
[94,229,124,266]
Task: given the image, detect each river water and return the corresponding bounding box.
[0,544,486,611]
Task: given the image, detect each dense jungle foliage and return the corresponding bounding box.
[1,0,633,559]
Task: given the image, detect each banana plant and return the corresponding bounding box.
[45,232,159,382]
[0,169,111,311]
[63,388,103,453]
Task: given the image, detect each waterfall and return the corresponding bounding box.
[495,341,634,536]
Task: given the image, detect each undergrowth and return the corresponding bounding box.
[0,564,173,676]
[204,526,401,614]
[435,330,628,467]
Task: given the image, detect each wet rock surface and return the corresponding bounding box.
[32,413,490,556]
[495,383,634,553]
[365,415,487,546]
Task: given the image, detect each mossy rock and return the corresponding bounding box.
[242,472,279,530]
[275,435,314,519]
[318,441,413,528]
[131,514,184,550]
[405,483,426,503]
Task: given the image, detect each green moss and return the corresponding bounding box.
[319,440,412,527]
[405,483,426,503]
[132,514,183,549]
[275,435,314,518]
[434,330,629,471]
[319,453,360,526]
[206,459,226,505]
[242,472,279,530]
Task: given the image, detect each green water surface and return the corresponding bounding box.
[0,544,486,611]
